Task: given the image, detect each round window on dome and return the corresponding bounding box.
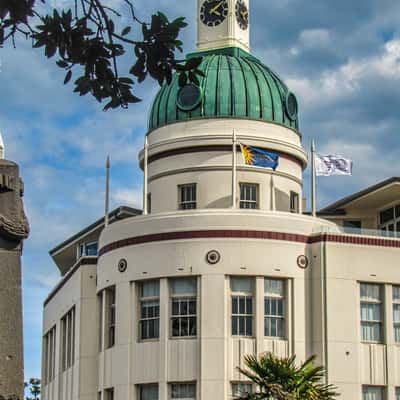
[285,92,298,121]
[177,84,202,111]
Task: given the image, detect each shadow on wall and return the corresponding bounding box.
[275,188,290,212]
[206,195,232,209]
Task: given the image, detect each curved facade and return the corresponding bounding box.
[41,1,400,400]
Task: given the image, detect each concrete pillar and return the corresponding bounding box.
[0,159,29,400]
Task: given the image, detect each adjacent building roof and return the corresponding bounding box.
[50,206,141,275]
[319,177,400,214]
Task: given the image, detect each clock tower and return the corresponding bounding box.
[197,0,250,52]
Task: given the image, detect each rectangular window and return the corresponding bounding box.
[393,286,400,342]
[79,241,98,257]
[360,283,383,342]
[140,280,160,340]
[231,383,253,398]
[147,193,152,214]
[343,220,361,233]
[264,279,285,338]
[179,184,197,210]
[98,291,103,351]
[170,383,196,400]
[171,278,197,337]
[105,388,114,400]
[43,325,56,384]
[139,384,159,400]
[61,306,75,371]
[231,277,253,336]
[239,183,258,209]
[106,286,116,348]
[362,386,384,400]
[396,388,400,400]
[289,191,299,213]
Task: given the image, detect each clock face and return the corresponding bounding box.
[200,0,229,27]
[235,0,249,30]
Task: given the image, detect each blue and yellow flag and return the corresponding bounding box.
[240,144,279,170]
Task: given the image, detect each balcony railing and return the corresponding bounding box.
[316,225,400,239]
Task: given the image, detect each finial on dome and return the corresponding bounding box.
[0,132,5,159]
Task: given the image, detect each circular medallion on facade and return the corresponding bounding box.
[177,84,202,111]
[285,92,298,121]
[118,258,128,273]
[200,0,229,27]
[297,255,309,269]
[235,0,249,30]
[206,250,221,265]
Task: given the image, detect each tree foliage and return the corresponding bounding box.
[25,378,40,400]
[236,353,338,400]
[0,0,204,110]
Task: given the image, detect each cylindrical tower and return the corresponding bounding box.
[96,2,336,399]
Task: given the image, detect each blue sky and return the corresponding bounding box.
[2,0,400,382]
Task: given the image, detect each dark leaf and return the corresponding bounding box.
[64,70,72,84]
[178,72,187,87]
[121,26,131,36]
[56,60,68,68]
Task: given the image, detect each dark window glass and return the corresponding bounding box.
[177,84,202,111]
[380,207,394,224]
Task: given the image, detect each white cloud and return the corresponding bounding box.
[287,38,400,109]
[298,28,332,49]
[112,187,143,208]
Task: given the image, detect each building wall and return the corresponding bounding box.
[42,262,98,400]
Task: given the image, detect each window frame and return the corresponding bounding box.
[60,306,75,371]
[393,286,400,343]
[379,203,400,236]
[231,277,254,337]
[239,183,259,209]
[104,388,114,400]
[178,183,197,210]
[264,279,286,339]
[43,325,56,385]
[289,191,299,213]
[362,385,385,400]
[79,240,99,257]
[106,286,116,349]
[170,382,196,400]
[231,382,253,398]
[138,384,159,400]
[170,278,197,338]
[360,283,383,343]
[139,280,160,341]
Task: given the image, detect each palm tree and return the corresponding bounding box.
[236,353,338,400]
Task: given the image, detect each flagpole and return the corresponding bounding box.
[232,130,237,209]
[105,156,110,227]
[311,140,317,217]
[270,175,276,211]
[143,136,148,215]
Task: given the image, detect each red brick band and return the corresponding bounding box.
[99,230,400,258]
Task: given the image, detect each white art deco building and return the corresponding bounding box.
[41,2,400,400]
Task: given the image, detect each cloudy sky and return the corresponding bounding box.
[2,0,400,381]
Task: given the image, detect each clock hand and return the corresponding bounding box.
[210,1,223,15]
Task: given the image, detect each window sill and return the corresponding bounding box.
[231,335,255,339]
[169,336,198,340]
[361,341,384,345]
[138,338,160,343]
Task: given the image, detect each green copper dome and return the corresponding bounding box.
[148,48,299,132]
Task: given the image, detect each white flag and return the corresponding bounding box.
[315,154,352,176]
